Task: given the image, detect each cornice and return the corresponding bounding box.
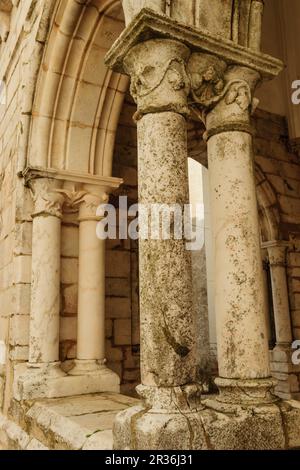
[105,8,283,80]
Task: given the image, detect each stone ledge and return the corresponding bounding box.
[1,393,139,450]
[105,8,283,79]
[14,363,120,401]
[24,393,138,450]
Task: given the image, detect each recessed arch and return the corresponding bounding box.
[28,0,128,177]
[255,164,280,242]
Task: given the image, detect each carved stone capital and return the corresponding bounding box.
[123,39,191,119]
[188,53,260,138]
[30,178,64,219]
[77,191,108,222]
[267,245,288,268]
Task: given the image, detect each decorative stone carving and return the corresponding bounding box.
[123,39,191,119]
[188,54,260,131]
[188,54,226,109]
[56,188,107,220]
[29,178,64,219]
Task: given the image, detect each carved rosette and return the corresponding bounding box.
[123,39,191,120]
[187,53,261,139]
[30,178,64,219]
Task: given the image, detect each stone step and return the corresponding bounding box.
[25,392,138,450]
[1,393,138,450]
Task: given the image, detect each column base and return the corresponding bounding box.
[214,377,279,406]
[68,359,108,376]
[113,387,300,449]
[113,383,205,450]
[14,361,120,401]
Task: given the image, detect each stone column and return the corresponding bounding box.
[188,56,277,405]
[109,39,203,449]
[69,188,119,390]
[267,244,292,349]
[266,242,298,399]
[28,178,65,377]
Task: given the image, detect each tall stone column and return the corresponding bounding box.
[69,188,119,391]
[188,57,277,404]
[108,38,204,450]
[28,178,65,376]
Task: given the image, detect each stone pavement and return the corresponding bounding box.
[0,393,138,450]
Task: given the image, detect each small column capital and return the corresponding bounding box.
[77,191,108,222]
[29,178,65,219]
[58,187,108,222]
[123,39,191,120]
[267,245,288,267]
[188,55,260,139]
[262,241,291,267]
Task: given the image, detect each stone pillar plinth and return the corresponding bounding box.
[69,188,119,392]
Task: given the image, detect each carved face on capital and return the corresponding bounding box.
[225,84,251,111]
[187,54,227,107]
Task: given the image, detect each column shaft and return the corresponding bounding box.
[208,131,270,379]
[29,180,64,366]
[29,215,61,363]
[138,112,196,388]
[267,245,292,346]
[69,189,119,386]
[77,218,105,361]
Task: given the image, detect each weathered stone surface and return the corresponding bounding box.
[1,0,300,452]
[113,400,298,450]
[23,393,138,450]
[280,400,300,449]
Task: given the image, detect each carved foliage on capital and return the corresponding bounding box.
[78,192,109,221]
[58,190,108,221]
[187,53,260,125]
[30,178,64,219]
[188,54,226,109]
[124,39,191,118]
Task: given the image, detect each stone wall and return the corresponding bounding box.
[0,0,52,412]
[253,109,300,340]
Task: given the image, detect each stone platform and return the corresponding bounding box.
[0,393,138,450]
